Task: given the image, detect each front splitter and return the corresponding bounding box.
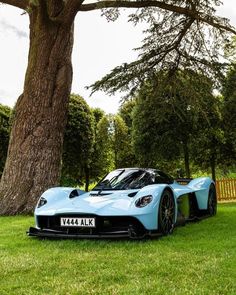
[27,226,154,239]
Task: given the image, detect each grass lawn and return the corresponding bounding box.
[0,203,236,295]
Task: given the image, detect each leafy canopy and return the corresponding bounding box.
[90,0,236,97]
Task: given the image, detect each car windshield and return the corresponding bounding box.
[93,169,156,191]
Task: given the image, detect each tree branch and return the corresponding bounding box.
[79,0,236,35]
[197,14,236,35]
[79,1,193,14]
[0,0,28,10]
[61,0,84,24]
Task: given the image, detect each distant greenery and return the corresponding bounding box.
[1,63,236,184]
[132,70,215,177]
[61,95,135,189]
[0,104,11,177]
[119,67,236,180]
[62,94,95,191]
[0,203,235,295]
[221,63,236,167]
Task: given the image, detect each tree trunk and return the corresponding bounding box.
[85,167,90,192]
[182,140,191,178]
[210,154,216,182]
[0,7,74,215]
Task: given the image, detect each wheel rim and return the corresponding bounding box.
[159,191,175,234]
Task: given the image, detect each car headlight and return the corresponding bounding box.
[37,197,47,208]
[135,195,153,208]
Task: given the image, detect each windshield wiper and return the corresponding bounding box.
[94,169,126,191]
[93,180,112,192]
[108,169,125,186]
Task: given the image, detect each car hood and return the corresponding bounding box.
[37,189,140,216]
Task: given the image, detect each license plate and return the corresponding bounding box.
[60,217,95,228]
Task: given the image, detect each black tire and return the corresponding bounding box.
[207,183,217,216]
[158,189,175,235]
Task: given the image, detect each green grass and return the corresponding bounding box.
[0,204,236,295]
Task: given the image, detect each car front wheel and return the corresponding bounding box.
[158,189,175,235]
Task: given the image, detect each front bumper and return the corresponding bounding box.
[27,214,159,239]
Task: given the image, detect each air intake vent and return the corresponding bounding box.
[69,189,79,199]
[128,192,138,198]
[90,193,112,197]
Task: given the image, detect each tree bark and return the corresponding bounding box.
[210,153,216,182]
[85,167,89,192]
[0,6,74,214]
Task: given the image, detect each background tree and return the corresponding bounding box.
[118,100,136,133]
[90,115,114,180]
[113,114,131,168]
[190,95,224,181]
[92,108,105,126]
[85,108,108,184]
[89,114,133,181]
[91,2,236,96]
[132,78,184,173]
[0,0,235,214]
[132,70,216,177]
[0,104,11,177]
[61,94,94,191]
[221,63,236,168]
[118,100,137,166]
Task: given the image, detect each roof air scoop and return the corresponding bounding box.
[69,189,79,199]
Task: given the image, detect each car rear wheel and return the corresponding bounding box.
[158,189,175,235]
[207,183,217,216]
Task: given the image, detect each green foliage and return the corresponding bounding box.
[90,115,114,179]
[61,94,94,188]
[113,115,131,168]
[89,113,135,180]
[132,71,217,176]
[92,108,105,125]
[118,99,136,132]
[118,101,137,166]
[0,204,236,294]
[221,63,236,166]
[190,94,224,180]
[60,175,80,188]
[1,66,235,185]
[0,104,11,177]
[224,36,236,62]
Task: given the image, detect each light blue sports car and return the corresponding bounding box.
[28,168,217,239]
